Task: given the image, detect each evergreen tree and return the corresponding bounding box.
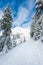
[23,37,26,42]
[2,5,13,36]
[0,5,13,50]
[30,0,43,41]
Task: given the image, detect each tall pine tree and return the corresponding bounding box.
[30,0,43,40]
[0,5,13,51]
[2,5,13,36]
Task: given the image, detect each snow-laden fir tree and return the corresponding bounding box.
[30,0,43,41]
[3,5,13,49]
[2,5,13,36]
[0,5,13,51]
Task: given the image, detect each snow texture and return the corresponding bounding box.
[0,27,43,65]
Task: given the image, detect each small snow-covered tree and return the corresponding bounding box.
[23,37,26,42]
[16,33,20,39]
[13,35,16,47]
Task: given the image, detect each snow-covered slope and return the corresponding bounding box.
[12,27,30,37]
[0,37,43,65]
[11,27,30,42]
[0,27,43,65]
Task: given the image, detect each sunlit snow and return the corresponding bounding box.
[0,27,43,65]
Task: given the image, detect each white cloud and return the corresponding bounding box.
[13,0,35,27]
[0,10,3,19]
[28,0,35,10]
[13,6,29,26]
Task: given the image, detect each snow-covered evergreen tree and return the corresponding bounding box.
[12,35,16,47]
[23,37,26,42]
[0,5,13,51]
[2,5,13,36]
[30,0,43,41]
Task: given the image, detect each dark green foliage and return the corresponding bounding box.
[30,32,34,38]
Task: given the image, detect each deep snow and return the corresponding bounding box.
[0,27,43,65]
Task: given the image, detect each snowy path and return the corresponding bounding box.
[0,37,43,65]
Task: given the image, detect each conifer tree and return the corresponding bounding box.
[2,5,13,37]
[1,5,13,50]
[30,0,43,40]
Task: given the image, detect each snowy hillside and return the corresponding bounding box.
[12,27,30,36]
[0,27,43,65]
[11,27,30,41]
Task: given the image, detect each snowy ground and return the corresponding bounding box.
[0,27,43,65]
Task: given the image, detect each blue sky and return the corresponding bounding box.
[0,0,35,27]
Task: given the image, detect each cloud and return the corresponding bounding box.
[13,0,35,27]
[28,0,35,10]
[13,6,29,26]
